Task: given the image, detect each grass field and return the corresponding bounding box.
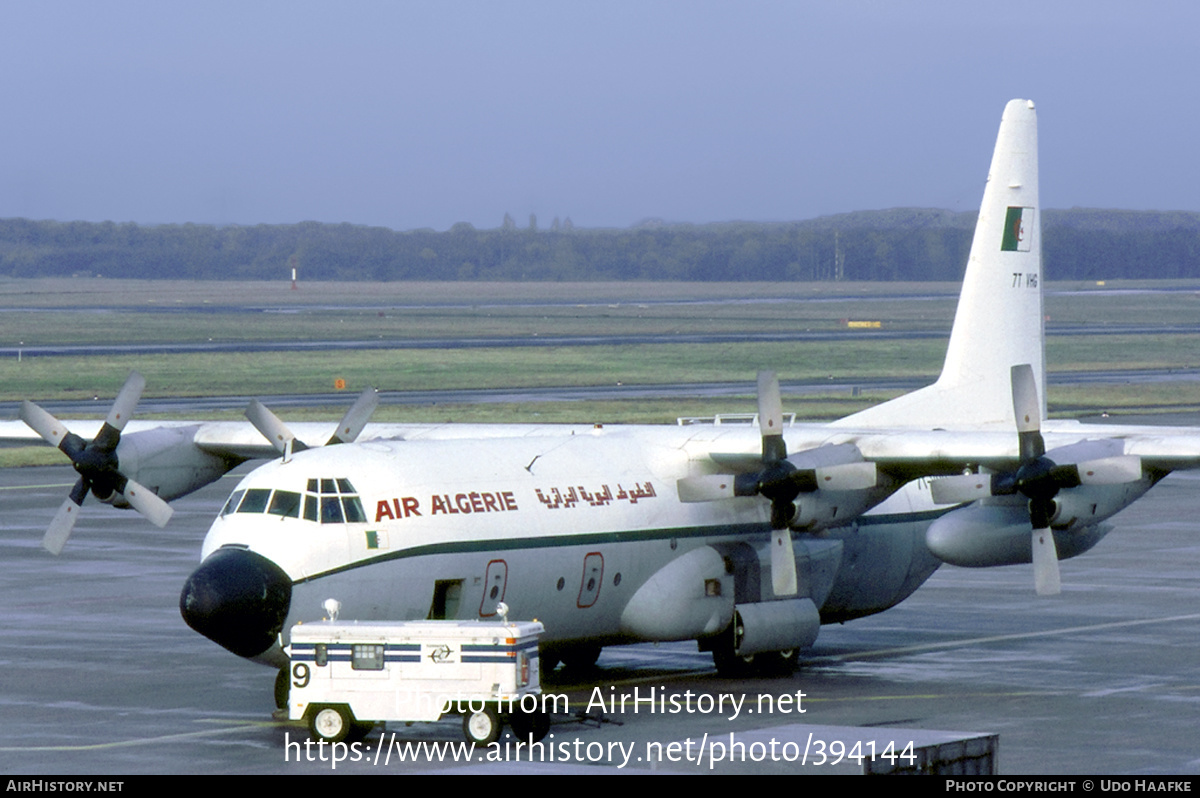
[3,278,1198,426]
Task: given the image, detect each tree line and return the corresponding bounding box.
[1,208,1197,282]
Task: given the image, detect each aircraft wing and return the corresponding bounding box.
[1042,419,1200,474]
[693,421,1200,487]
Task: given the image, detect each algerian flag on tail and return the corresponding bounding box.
[1001,206,1034,251]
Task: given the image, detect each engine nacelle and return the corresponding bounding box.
[114,426,236,504]
[1047,482,1149,530]
[926,501,1110,568]
[790,489,875,532]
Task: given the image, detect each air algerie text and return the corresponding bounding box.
[375,491,518,522]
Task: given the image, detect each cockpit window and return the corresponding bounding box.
[320,496,344,524]
[268,490,302,518]
[237,489,272,514]
[221,490,245,517]
[223,479,363,524]
[342,497,366,523]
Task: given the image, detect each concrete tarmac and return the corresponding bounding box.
[2,464,1199,775]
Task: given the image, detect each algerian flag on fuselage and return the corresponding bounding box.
[1001,206,1034,252]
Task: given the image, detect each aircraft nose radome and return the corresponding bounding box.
[180,547,292,659]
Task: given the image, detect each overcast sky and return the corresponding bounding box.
[1,1,1196,231]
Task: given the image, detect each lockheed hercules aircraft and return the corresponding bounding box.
[7,100,1200,696]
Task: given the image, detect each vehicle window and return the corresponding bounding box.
[342,496,366,523]
[321,496,344,524]
[268,490,302,518]
[221,490,245,517]
[237,488,272,514]
[351,644,384,671]
[303,494,319,522]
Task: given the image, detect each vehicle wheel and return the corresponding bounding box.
[274,666,290,709]
[463,705,502,745]
[560,644,602,671]
[309,705,353,743]
[509,707,551,743]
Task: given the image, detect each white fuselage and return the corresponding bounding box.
[196,422,951,666]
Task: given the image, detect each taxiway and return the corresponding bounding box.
[2,464,1199,774]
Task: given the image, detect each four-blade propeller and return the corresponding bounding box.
[930,364,1142,595]
[677,371,876,597]
[245,386,379,457]
[20,371,174,554]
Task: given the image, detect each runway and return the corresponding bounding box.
[3,465,1199,774]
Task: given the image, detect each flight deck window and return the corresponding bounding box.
[321,496,344,524]
[221,490,245,517]
[342,497,366,523]
[295,478,367,524]
[237,489,272,514]
[268,490,302,518]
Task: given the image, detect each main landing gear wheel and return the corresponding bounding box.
[710,623,798,678]
[309,705,353,743]
[509,707,551,743]
[713,646,799,678]
[539,645,562,679]
[712,645,759,678]
[463,705,502,745]
[560,644,602,672]
[759,649,799,676]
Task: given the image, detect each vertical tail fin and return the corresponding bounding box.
[834,98,1044,430]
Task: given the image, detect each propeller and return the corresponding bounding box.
[930,364,1142,595]
[20,371,174,554]
[677,371,876,596]
[245,386,379,457]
